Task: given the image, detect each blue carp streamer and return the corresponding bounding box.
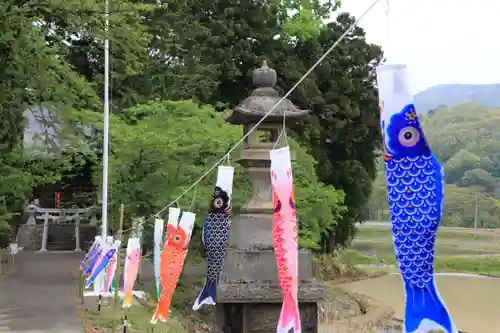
[378,65,458,333]
[381,102,458,333]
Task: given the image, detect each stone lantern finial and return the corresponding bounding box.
[253,60,277,88]
[225,60,308,126]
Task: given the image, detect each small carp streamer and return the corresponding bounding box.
[154,216,166,301]
[270,146,301,333]
[85,240,120,289]
[123,237,142,308]
[192,165,234,311]
[81,236,102,274]
[151,210,195,323]
[378,64,458,333]
[104,241,121,292]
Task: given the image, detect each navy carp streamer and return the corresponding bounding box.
[192,166,235,311]
[377,64,458,333]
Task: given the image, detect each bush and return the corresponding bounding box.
[0,217,10,249]
[312,250,367,281]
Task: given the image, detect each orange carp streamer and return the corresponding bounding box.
[151,211,195,323]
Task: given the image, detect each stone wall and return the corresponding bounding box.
[317,291,394,333]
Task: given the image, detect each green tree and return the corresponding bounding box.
[85,100,345,252]
[2,0,382,251]
[443,185,500,228]
[0,198,11,248]
[289,15,384,249]
[33,0,152,110]
[0,2,103,228]
[458,168,498,193]
[279,0,341,41]
[127,4,382,249]
[444,149,480,183]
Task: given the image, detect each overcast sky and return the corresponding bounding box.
[336,0,500,93]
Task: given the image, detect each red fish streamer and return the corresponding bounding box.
[151,210,196,323]
[270,146,301,333]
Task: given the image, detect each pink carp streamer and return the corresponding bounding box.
[104,250,118,292]
[122,237,141,308]
[270,146,301,333]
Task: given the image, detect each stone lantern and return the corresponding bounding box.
[217,61,328,333]
[226,60,308,215]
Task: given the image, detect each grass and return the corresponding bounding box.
[80,256,214,333]
[353,239,500,257]
[356,226,499,243]
[344,248,500,275]
[347,226,500,276]
[81,303,189,333]
[434,255,500,275]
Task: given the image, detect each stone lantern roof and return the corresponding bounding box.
[225,60,309,125]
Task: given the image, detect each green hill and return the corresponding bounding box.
[368,103,500,228]
[414,84,500,113]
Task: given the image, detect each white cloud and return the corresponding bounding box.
[335,0,500,93]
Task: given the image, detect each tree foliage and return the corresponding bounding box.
[83,100,345,251]
[1,0,383,250]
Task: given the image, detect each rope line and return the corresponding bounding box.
[189,187,197,212]
[273,103,289,150]
[121,0,382,233]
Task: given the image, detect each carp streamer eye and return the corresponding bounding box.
[213,197,224,208]
[398,127,420,147]
[174,234,181,242]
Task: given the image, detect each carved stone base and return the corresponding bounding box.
[218,280,328,303]
[217,302,318,333]
[216,279,329,332]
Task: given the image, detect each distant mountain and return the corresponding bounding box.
[414,83,500,114]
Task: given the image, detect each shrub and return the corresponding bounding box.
[0,216,10,249]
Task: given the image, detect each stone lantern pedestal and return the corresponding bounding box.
[216,61,328,333]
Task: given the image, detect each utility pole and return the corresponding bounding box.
[474,194,479,231]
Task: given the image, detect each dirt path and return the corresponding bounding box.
[0,251,84,333]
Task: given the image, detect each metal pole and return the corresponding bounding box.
[93,0,110,295]
[101,0,110,239]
